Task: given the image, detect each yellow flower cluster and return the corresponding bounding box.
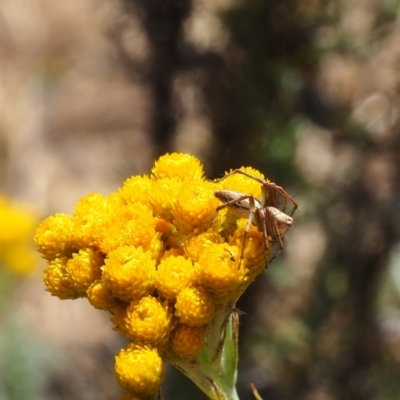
[0,196,38,274]
[35,153,270,399]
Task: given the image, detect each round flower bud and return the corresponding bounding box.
[119,175,152,205]
[102,246,155,302]
[110,304,130,338]
[172,324,205,359]
[66,248,103,294]
[155,256,197,301]
[175,286,215,326]
[99,203,156,254]
[230,221,267,280]
[217,167,264,199]
[184,231,223,262]
[115,344,164,398]
[147,177,183,221]
[172,182,219,235]
[125,296,171,345]
[198,243,246,304]
[35,214,74,260]
[87,279,120,310]
[151,153,204,181]
[43,257,81,299]
[73,193,111,248]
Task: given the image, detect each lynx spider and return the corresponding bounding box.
[214,169,297,265]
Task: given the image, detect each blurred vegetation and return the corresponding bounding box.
[1,0,400,399]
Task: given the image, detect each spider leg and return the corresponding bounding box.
[232,169,266,185]
[238,206,259,269]
[272,185,298,217]
[213,170,296,265]
[214,191,257,267]
[212,169,266,184]
[229,170,298,217]
[258,208,271,265]
[264,207,285,263]
[215,193,253,213]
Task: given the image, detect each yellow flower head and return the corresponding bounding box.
[87,279,120,310]
[99,203,156,254]
[151,152,204,181]
[66,248,103,294]
[230,220,268,279]
[115,343,164,398]
[119,175,152,205]
[73,193,111,248]
[102,246,155,302]
[0,196,38,274]
[172,181,219,236]
[198,243,246,304]
[125,296,171,345]
[147,177,182,221]
[172,324,205,359]
[35,214,75,260]
[0,197,36,243]
[155,255,197,301]
[43,257,81,299]
[1,244,38,275]
[184,230,223,262]
[111,304,130,337]
[217,167,265,199]
[175,286,215,326]
[35,152,295,395]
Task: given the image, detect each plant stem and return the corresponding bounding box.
[165,303,240,400]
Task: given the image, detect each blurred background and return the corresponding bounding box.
[1,0,400,399]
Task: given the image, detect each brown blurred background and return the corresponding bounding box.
[1,0,400,399]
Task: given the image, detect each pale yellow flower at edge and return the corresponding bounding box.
[0,196,39,275]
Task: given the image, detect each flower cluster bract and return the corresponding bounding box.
[35,153,269,398]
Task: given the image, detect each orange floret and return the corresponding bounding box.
[172,324,205,359]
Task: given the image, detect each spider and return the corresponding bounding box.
[214,169,297,265]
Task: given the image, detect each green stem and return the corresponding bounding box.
[165,303,240,400]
